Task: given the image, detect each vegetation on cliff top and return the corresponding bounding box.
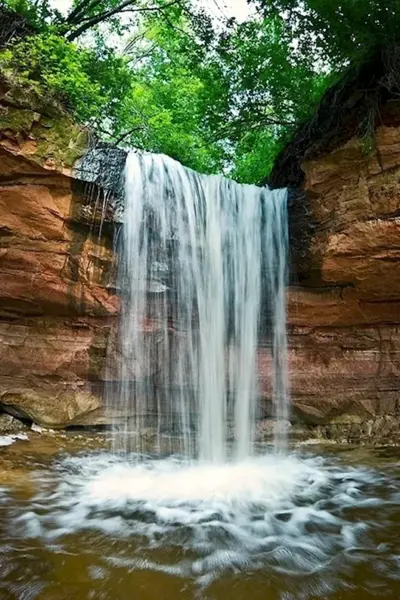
[1,0,400,183]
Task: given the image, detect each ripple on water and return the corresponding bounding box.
[4,451,400,597]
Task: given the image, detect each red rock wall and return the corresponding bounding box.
[275,104,400,438]
[0,146,118,426]
[1,78,399,438]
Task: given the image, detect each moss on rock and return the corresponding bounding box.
[0,73,89,171]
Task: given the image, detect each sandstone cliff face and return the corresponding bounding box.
[274,101,400,441]
[1,75,399,441]
[0,78,118,427]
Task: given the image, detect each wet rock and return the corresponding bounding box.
[0,413,28,434]
[1,388,101,429]
[1,73,400,442]
[31,423,43,433]
[255,419,291,441]
[282,107,400,437]
[0,76,119,429]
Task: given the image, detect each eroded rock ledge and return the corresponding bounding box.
[0,76,119,428]
[269,49,400,442]
[0,62,399,443]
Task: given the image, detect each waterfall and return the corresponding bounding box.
[110,152,289,460]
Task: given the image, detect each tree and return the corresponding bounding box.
[109,13,226,173]
[4,0,398,183]
[252,0,400,68]
[0,0,225,173]
[0,0,211,43]
[61,0,188,42]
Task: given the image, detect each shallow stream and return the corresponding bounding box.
[0,435,399,599]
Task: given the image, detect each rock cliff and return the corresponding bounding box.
[0,77,119,427]
[1,55,399,442]
[268,52,400,442]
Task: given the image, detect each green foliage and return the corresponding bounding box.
[0,32,132,124]
[253,0,400,67]
[206,15,334,181]
[110,12,333,181]
[1,0,57,29]
[3,0,399,183]
[231,130,286,185]
[0,0,226,174]
[112,15,226,173]
[1,0,203,41]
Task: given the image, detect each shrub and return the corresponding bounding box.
[0,32,131,125]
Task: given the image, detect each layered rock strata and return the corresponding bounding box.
[0,78,118,427]
[1,76,399,442]
[276,102,400,442]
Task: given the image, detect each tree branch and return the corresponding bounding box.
[118,4,178,15]
[115,125,145,145]
[127,44,158,65]
[66,0,106,25]
[66,0,181,41]
[66,0,134,38]
[212,115,294,142]
[124,30,147,53]
[163,13,196,42]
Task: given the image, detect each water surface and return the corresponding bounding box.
[0,436,399,599]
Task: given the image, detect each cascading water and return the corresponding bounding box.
[111,151,289,460]
[3,153,399,600]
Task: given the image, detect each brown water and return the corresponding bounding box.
[0,434,399,600]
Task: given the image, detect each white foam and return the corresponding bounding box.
[89,456,318,504]
[0,433,28,447]
[11,451,400,591]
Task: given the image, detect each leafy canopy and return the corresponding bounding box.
[1,0,400,183]
[0,31,132,123]
[254,0,400,67]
